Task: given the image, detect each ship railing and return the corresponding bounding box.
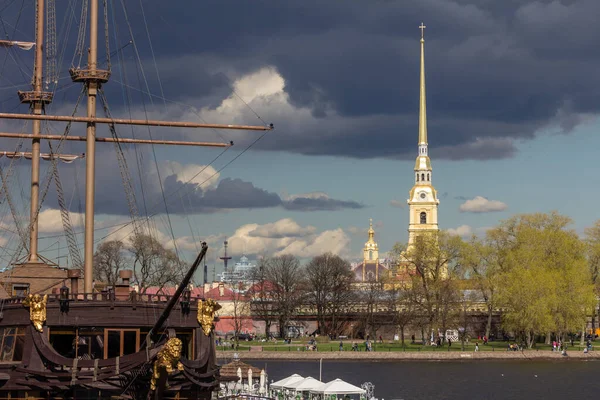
[3,293,209,305]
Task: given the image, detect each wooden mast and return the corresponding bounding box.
[1,1,273,295]
[20,0,51,263]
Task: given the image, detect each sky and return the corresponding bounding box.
[1,0,600,275]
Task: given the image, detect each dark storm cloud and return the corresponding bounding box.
[282,195,363,212]
[3,1,600,160]
[41,155,363,214]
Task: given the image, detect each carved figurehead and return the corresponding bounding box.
[22,294,48,332]
[150,337,184,391]
[197,299,222,336]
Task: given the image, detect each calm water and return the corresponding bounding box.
[238,359,598,399]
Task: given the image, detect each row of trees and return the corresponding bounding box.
[92,212,600,348]
[245,212,600,348]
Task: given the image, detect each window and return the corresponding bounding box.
[427,173,430,181]
[0,327,25,362]
[103,329,140,359]
[421,173,425,181]
[369,250,373,260]
[420,212,427,224]
[77,328,104,359]
[11,284,29,297]
[50,329,77,358]
[416,174,419,182]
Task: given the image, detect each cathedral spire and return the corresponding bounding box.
[418,22,428,155]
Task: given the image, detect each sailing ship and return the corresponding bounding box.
[0,0,272,399]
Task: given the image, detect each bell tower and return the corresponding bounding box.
[407,23,439,246]
[363,218,379,263]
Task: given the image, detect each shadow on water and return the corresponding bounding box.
[225,359,599,400]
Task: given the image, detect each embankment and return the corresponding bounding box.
[217,350,600,361]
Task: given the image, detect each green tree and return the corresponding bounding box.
[584,220,600,339]
[493,212,596,347]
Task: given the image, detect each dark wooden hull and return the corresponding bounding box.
[0,295,220,399]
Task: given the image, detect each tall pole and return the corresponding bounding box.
[84,0,99,294]
[28,0,45,262]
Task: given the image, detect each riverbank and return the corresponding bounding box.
[217,349,600,361]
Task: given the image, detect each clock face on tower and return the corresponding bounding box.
[419,192,427,199]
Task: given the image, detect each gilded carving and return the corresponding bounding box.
[150,337,184,391]
[22,294,48,332]
[197,299,221,336]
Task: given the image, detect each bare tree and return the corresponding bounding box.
[230,282,250,349]
[391,232,463,339]
[247,259,276,337]
[129,233,185,293]
[93,240,128,287]
[262,255,305,338]
[360,276,386,340]
[305,253,355,337]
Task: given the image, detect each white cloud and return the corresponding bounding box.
[389,199,405,209]
[166,162,220,190]
[447,225,493,238]
[37,209,84,233]
[459,196,507,213]
[284,191,328,202]
[248,218,316,238]
[226,218,350,259]
[447,225,474,238]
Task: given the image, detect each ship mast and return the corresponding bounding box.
[1,1,273,295]
[17,0,54,263]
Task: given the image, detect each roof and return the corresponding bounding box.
[219,360,262,378]
[311,379,366,395]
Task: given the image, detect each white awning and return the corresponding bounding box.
[284,376,323,391]
[270,374,304,389]
[310,379,366,395]
[0,152,85,163]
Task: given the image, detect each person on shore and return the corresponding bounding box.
[475,343,479,352]
[448,338,452,348]
[483,336,488,345]
[339,340,344,351]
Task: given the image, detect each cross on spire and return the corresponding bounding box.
[419,22,426,39]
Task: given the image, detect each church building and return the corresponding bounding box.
[407,23,440,246]
[352,219,388,282]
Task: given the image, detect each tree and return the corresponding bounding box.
[493,212,596,348]
[129,233,186,294]
[247,258,277,337]
[261,255,304,338]
[584,220,600,340]
[305,253,355,336]
[93,240,127,287]
[460,236,501,339]
[359,275,386,340]
[229,282,250,349]
[392,231,464,340]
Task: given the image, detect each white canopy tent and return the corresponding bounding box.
[311,379,366,395]
[271,374,304,390]
[284,377,323,391]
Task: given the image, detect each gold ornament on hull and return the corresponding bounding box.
[150,337,184,391]
[197,299,221,336]
[22,294,48,332]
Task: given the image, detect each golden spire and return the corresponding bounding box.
[368,218,375,241]
[418,22,427,146]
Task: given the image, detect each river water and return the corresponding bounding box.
[244,359,598,399]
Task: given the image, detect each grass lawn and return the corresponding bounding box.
[218,340,594,353]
